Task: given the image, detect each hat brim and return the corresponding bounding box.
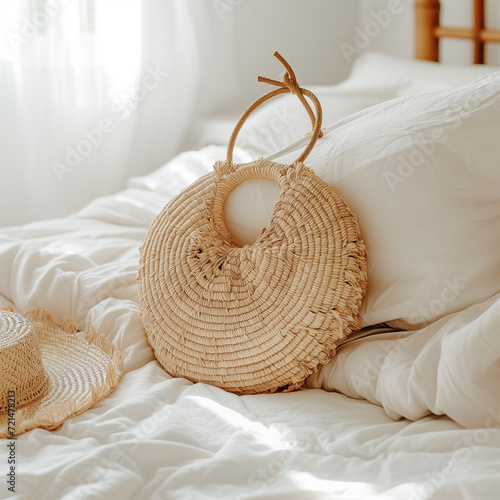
[0,309,124,438]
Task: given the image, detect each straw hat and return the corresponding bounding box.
[138,53,367,395]
[0,308,124,437]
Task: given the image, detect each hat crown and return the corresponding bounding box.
[0,311,51,412]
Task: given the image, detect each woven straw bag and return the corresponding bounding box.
[138,52,367,395]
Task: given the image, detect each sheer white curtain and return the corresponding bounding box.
[0,0,358,227]
[0,0,239,226]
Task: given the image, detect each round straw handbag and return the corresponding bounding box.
[138,52,367,395]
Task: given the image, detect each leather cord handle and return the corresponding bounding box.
[222,52,323,171]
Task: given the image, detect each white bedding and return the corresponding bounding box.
[1,143,500,500]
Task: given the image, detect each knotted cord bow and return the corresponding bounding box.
[221,51,324,171]
[258,52,323,140]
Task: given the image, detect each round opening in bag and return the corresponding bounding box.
[224,178,280,247]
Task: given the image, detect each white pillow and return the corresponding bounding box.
[234,82,401,157]
[226,72,500,329]
[348,51,500,88]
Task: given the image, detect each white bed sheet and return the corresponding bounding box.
[1,145,499,500]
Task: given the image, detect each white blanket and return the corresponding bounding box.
[1,146,499,500]
[307,291,500,429]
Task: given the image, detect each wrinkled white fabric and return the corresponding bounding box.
[1,145,499,499]
[307,291,500,429]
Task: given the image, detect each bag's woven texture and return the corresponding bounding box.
[138,53,367,395]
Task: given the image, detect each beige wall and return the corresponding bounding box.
[208,0,359,113]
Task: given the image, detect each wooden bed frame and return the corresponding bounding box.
[415,0,500,63]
